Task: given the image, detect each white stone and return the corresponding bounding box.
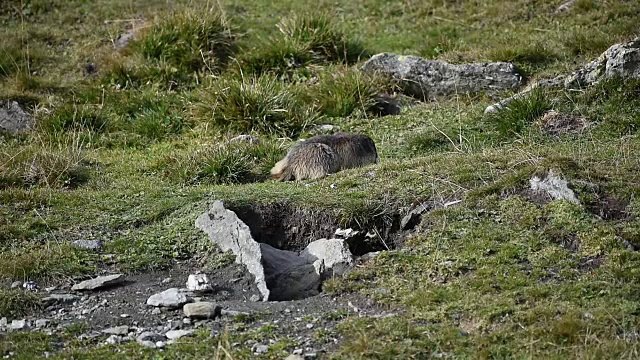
[186,274,213,292]
[530,169,580,204]
[147,288,191,308]
[71,274,123,291]
[165,329,195,340]
[10,319,26,330]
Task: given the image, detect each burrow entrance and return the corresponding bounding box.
[222,201,418,301]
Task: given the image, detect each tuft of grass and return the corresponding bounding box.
[0,288,41,318]
[102,57,192,90]
[0,133,90,189]
[133,7,234,73]
[40,104,108,134]
[487,88,552,138]
[154,140,284,185]
[237,39,313,80]
[304,67,392,118]
[488,42,559,74]
[196,75,319,136]
[562,29,614,57]
[277,14,367,64]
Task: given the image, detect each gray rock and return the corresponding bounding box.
[102,325,130,336]
[71,240,103,250]
[151,308,162,315]
[361,53,522,100]
[220,309,250,317]
[35,319,50,328]
[105,335,122,345]
[554,0,576,14]
[286,356,304,360]
[530,169,580,205]
[137,331,166,345]
[155,341,166,348]
[71,274,124,291]
[0,317,7,327]
[195,201,271,300]
[165,329,195,340]
[254,344,269,354]
[10,281,22,288]
[42,293,80,305]
[186,274,213,292]
[229,134,260,144]
[147,288,191,308]
[249,294,261,302]
[183,302,221,319]
[11,319,26,330]
[300,239,354,278]
[0,101,33,133]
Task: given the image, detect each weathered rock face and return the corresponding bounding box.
[0,101,33,133]
[361,53,523,100]
[195,201,270,301]
[530,169,580,205]
[300,239,353,279]
[486,37,640,113]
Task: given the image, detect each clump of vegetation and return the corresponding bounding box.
[304,67,392,118]
[133,7,234,73]
[487,88,552,138]
[40,104,108,133]
[278,14,367,64]
[154,140,284,185]
[196,75,319,136]
[488,42,559,74]
[0,288,41,318]
[0,133,89,189]
[238,14,367,78]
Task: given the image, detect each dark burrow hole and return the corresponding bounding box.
[225,201,411,301]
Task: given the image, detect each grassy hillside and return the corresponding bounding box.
[1,0,640,358]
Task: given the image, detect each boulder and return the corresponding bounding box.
[300,239,353,278]
[530,169,580,205]
[0,101,33,133]
[186,274,213,292]
[195,201,270,300]
[361,53,522,100]
[183,302,221,319]
[147,288,192,308]
[71,274,123,291]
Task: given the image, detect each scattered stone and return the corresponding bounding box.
[105,335,121,345]
[306,323,314,329]
[186,274,213,292]
[254,344,269,354]
[182,318,191,325]
[554,0,576,14]
[155,341,166,349]
[78,331,102,341]
[35,319,50,328]
[304,353,318,359]
[530,169,580,205]
[23,281,37,291]
[10,281,22,288]
[249,295,261,302]
[162,277,172,284]
[147,288,191,308]
[286,356,304,360]
[300,239,354,278]
[220,309,250,317]
[165,329,194,340]
[183,302,221,319]
[71,240,103,250]
[120,314,130,318]
[151,308,162,315]
[42,293,79,305]
[361,53,522,100]
[0,318,7,327]
[311,124,335,134]
[293,349,304,355]
[0,100,33,133]
[229,134,260,144]
[334,228,360,239]
[102,325,130,336]
[71,274,124,291]
[10,319,27,330]
[136,331,167,345]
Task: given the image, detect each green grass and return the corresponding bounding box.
[1,0,640,358]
